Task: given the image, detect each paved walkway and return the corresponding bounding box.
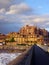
[30,45,49,65]
[8,45,49,65]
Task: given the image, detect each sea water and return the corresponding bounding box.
[0,53,21,65]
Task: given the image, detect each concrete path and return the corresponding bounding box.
[8,45,49,65]
[30,45,49,65]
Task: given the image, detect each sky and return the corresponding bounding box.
[0,0,49,34]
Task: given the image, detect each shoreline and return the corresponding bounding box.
[0,49,26,53]
[0,46,31,53]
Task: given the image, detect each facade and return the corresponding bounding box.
[0,25,48,47]
[6,42,17,46]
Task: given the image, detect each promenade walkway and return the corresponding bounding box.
[8,45,49,65]
[30,45,49,65]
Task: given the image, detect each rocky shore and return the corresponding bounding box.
[0,49,26,53]
[0,45,31,53]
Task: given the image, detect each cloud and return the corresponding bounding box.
[33,17,49,23]
[0,8,6,14]
[0,11,49,29]
[0,15,5,20]
[18,14,49,28]
[6,3,32,15]
[0,0,49,29]
[0,0,11,9]
[0,7,49,29]
[46,22,49,25]
[0,0,24,9]
[0,0,10,4]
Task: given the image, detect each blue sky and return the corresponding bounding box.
[0,0,49,34]
[25,0,49,14]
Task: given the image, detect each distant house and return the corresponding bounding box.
[6,42,17,46]
[0,34,5,40]
[0,34,6,45]
[0,41,5,45]
[0,42,3,45]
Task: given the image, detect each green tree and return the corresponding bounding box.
[10,37,15,42]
